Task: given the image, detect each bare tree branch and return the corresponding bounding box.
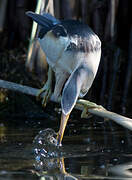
[0,79,132,131]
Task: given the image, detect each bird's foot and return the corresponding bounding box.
[56,132,62,147]
[37,81,52,107]
[79,100,102,118]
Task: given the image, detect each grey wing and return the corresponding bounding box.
[61,64,94,115]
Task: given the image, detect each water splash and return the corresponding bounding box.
[33,128,64,171]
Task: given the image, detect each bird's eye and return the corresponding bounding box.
[67,42,77,51]
[52,25,67,37]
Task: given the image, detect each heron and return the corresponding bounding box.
[26,11,101,146]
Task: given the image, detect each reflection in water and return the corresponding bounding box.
[0,119,132,179]
[32,128,132,179]
[108,162,132,178]
[33,157,132,180]
[33,128,78,179]
[34,158,78,180]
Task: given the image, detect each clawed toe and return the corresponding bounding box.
[41,89,52,107]
[36,88,45,101]
[37,82,52,107]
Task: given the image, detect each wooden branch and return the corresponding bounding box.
[0,79,132,131]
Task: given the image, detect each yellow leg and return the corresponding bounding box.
[58,157,67,174]
[57,113,70,146]
[37,67,52,107]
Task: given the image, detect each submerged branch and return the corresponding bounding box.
[0,79,132,131]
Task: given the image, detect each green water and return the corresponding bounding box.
[0,115,132,180]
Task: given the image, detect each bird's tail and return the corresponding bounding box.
[26,11,60,29]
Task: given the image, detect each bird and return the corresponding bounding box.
[26,11,101,146]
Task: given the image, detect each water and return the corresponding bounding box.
[0,116,132,180]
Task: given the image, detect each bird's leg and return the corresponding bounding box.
[49,72,69,146]
[56,112,70,146]
[51,71,69,102]
[37,66,53,107]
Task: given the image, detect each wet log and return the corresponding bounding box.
[0,79,132,131]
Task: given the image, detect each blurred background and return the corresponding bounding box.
[0,0,132,118]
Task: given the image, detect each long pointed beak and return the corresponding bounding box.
[57,113,70,146]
